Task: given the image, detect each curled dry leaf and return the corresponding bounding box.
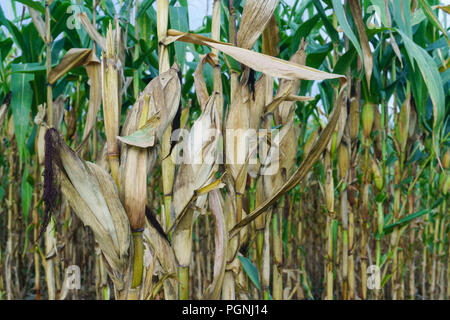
[118,64,181,148]
[48,48,92,85]
[194,54,215,111]
[81,53,102,144]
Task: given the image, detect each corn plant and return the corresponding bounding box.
[0,0,448,300]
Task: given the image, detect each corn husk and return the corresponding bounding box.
[102,24,121,186]
[361,103,374,139]
[119,64,181,230]
[143,220,178,299]
[395,93,411,152]
[45,129,130,290]
[171,94,221,267]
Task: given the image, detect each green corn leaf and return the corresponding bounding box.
[417,0,450,44]
[21,166,33,225]
[238,255,261,291]
[381,198,442,236]
[11,64,34,164]
[137,0,156,18]
[313,0,339,43]
[170,6,189,70]
[331,0,363,62]
[14,0,45,14]
[397,29,445,157]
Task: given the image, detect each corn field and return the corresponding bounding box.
[0,0,448,301]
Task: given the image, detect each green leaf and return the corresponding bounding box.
[331,0,363,64]
[0,6,28,58]
[313,0,339,43]
[11,64,35,164]
[137,0,156,18]
[291,15,320,55]
[14,0,45,14]
[382,198,442,235]
[416,0,450,44]
[392,0,412,37]
[397,29,445,155]
[238,255,261,290]
[21,166,33,225]
[333,47,356,75]
[169,6,189,70]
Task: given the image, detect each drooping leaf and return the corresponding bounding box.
[164,30,345,81]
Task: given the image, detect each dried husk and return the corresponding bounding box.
[171,94,221,267]
[46,129,130,290]
[119,65,181,230]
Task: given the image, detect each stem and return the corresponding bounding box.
[131,232,144,289]
[178,266,189,299]
[45,0,56,300]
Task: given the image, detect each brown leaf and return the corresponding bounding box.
[164,30,345,81]
[77,12,106,51]
[349,0,373,89]
[48,48,92,85]
[237,0,280,50]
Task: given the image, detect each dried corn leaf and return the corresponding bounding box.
[52,95,65,130]
[262,15,280,57]
[194,54,214,110]
[237,0,279,50]
[117,113,159,148]
[81,53,102,143]
[349,0,373,89]
[164,30,345,81]
[48,48,92,85]
[77,12,106,51]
